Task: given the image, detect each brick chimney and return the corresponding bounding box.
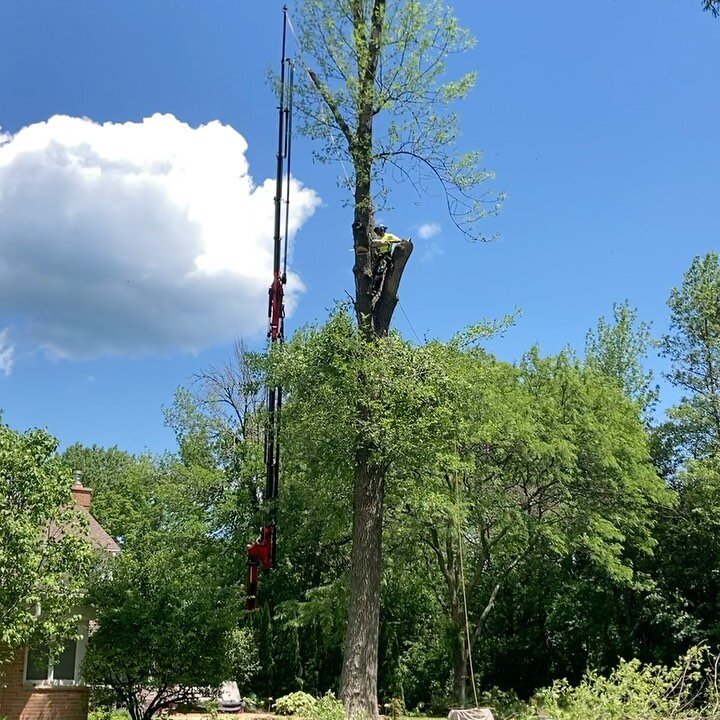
[71,469,92,510]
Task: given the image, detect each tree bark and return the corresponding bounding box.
[340,449,385,720]
[337,4,412,715]
[451,604,468,707]
[374,240,413,337]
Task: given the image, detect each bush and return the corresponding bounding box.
[88,710,130,720]
[273,691,344,720]
[228,626,260,693]
[478,688,530,720]
[275,691,317,716]
[528,646,716,720]
[308,693,345,720]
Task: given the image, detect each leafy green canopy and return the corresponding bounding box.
[294,0,502,237]
[423,342,666,567]
[68,444,252,720]
[585,301,657,417]
[661,252,720,459]
[270,311,669,704]
[83,548,241,720]
[0,421,93,662]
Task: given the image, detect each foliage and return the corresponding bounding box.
[80,449,244,720]
[649,456,720,651]
[88,710,131,720]
[84,548,239,720]
[477,688,529,720]
[398,341,669,703]
[528,646,718,720]
[228,627,261,694]
[585,300,658,415]
[251,310,672,707]
[0,421,93,664]
[660,252,720,459]
[308,692,346,720]
[274,692,346,720]
[640,253,720,666]
[275,691,317,716]
[62,443,160,545]
[293,0,501,238]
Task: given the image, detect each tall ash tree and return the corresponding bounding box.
[292,1,500,716]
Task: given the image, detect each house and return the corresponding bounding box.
[0,477,120,720]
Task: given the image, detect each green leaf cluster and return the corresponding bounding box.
[292,0,502,238]
[0,422,94,664]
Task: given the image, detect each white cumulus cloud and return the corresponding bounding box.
[418,222,441,240]
[0,329,14,376]
[0,114,320,360]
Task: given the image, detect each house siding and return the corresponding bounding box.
[0,649,88,720]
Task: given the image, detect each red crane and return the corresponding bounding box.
[246,6,294,611]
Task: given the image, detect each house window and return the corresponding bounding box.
[24,637,81,684]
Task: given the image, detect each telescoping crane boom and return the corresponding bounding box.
[245,6,294,611]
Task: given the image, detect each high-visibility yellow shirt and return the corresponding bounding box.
[372,232,402,254]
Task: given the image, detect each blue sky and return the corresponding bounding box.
[0,1,718,454]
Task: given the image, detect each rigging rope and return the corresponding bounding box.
[398,300,422,344]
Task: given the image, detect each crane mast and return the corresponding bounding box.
[246,6,293,611]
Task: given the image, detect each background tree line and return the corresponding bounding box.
[2,0,718,709]
[1,250,712,718]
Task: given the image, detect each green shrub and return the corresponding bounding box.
[307,692,345,720]
[480,647,720,720]
[478,688,531,720]
[201,699,219,719]
[530,646,713,720]
[88,710,130,720]
[243,691,261,711]
[275,691,317,716]
[228,626,260,693]
[388,696,405,719]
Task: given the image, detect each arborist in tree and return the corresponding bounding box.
[370,225,405,297]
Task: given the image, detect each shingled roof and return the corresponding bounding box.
[48,476,121,555]
[71,479,121,555]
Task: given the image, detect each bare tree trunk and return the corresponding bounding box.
[451,606,468,707]
[340,449,385,720]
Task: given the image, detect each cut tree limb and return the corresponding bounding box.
[373,239,413,337]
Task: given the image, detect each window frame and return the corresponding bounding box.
[23,617,89,689]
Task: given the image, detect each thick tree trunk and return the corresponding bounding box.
[340,450,385,719]
[342,213,412,720]
[341,225,412,720]
[340,2,410,706]
[450,607,468,707]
